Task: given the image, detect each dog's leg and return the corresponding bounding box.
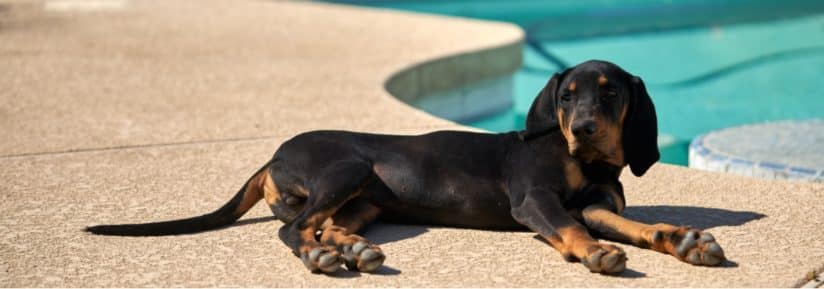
[582,202,726,266]
[277,161,373,273]
[511,190,627,274]
[319,199,384,272]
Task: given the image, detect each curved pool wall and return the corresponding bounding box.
[385,43,522,123]
[330,0,824,166]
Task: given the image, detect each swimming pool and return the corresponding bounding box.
[327,0,824,165]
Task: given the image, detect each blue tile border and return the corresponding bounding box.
[688,121,823,183]
[759,161,787,171]
[708,153,728,162]
[689,135,711,157]
[789,167,818,177]
[729,158,754,167]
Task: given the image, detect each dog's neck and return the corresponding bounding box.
[517,129,626,179]
[516,127,558,142]
[581,160,625,180]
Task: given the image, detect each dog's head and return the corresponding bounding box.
[523,60,659,176]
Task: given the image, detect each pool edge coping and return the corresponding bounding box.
[383,21,524,111]
[688,120,824,182]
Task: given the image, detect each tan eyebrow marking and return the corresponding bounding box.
[598,75,608,85]
[569,82,577,91]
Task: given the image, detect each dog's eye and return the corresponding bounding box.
[602,90,617,101]
[560,92,571,102]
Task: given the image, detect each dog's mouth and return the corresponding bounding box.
[569,141,612,163]
[570,146,600,163]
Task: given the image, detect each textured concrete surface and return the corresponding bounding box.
[0,0,519,157]
[1,0,823,287]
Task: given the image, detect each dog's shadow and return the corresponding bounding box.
[363,223,431,245]
[621,205,766,230]
[359,205,765,244]
[234,206,763,278]
[357,205,764,278]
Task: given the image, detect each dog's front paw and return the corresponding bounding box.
[342,241,385,272]
[581,244,627,274]
[672,230,725,266]
[301,247,343,273]
[650,227,726,266]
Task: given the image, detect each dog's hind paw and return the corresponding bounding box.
[342,241,385,272]
[301,247,343,273]
[581,244,627,274]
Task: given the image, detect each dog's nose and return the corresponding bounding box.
[572,120,598,136]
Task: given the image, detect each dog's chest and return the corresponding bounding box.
[563,160,587,192]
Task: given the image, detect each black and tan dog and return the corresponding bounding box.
[87,60,725,274]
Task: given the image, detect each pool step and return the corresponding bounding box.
[689,120,824,182]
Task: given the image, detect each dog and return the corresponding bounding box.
[86,60,725,274]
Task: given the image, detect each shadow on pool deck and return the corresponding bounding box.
[354,205,761,279]
[360,205,762,279]
[222,205,763,278]
[623,205,767,230]
[359,205,766,243]
[226,206,765,244]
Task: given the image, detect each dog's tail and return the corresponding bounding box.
[84,162,270,236]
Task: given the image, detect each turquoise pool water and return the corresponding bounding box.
[327,0,824,165]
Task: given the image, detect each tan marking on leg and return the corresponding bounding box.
[583,204,701,257]
[232,169,269,217]
[260,170,280,206]
[541,232,571,260]
[551,221,628,274]
[296,188,366,254]
[319,204,381,246]
[320,225,354,244]
[319,203,384,272]
[556,226,599,259]
[539,222,598,260]
[321,217,334,228]
[644,224,688,255]
[563,160,585,191]
[583,205,649,245]
[298,208,336,254]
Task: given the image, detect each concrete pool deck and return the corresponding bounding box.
[1,0,822,287]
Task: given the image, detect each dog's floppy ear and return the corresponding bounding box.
[521,69,569,140]
[623,76,660,176]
